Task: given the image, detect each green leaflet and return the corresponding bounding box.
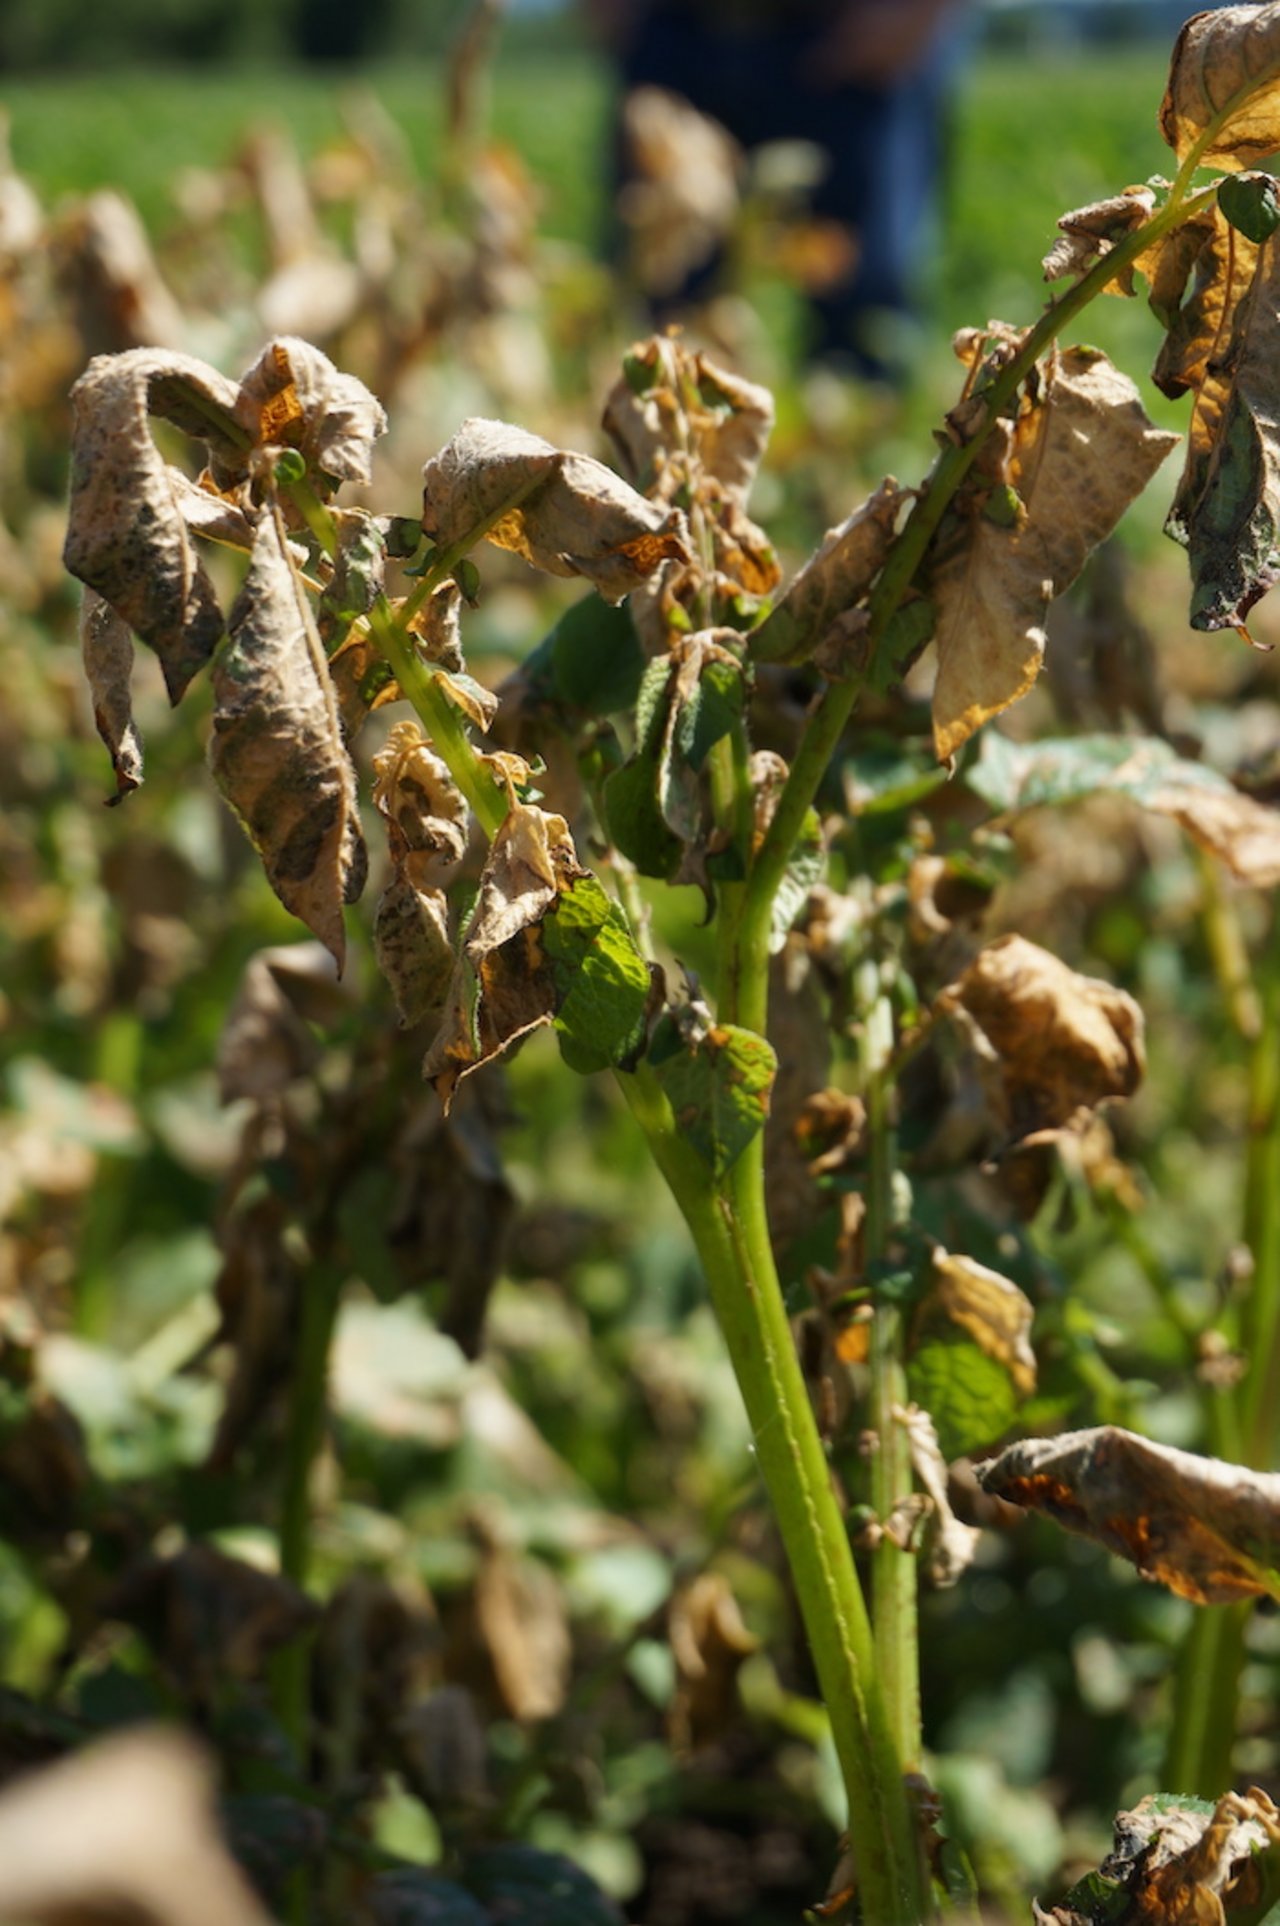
[906,1331,1019,1462]
[649,1014,776,1178]
[549,594,646,717]
[968,729,1236,812]
[770,806,824,953]
[542,874,650,1074]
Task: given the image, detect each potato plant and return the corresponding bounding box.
[34,6,1280,1923]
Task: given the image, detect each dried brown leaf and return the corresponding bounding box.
[64,348,243,700]
[619,85,741,297]
[896,1403,982,1588]
[0,1728,275,1926]
[930,348,1179,762]
[977,1424,1280,1603]
[602,337,774,506]
[421,416,689,604]
[423,800,585,1108]
[935,933,1145,1146]
[235,334,387,486]
[375,877,455,1028]
[217,941,350,1105]
[1160,4,1280,171]
[929,1247,1037,1398]
[751,478,905,665]
[80,588,143,803]
[669,1572,759,1751]
[372,720,468,871]
[474,1542,570,1722]
[210,514,367,970]
[106,1542,317,1691]
[1042,186,1157,289]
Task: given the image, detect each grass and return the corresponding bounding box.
[1,41,1175,365]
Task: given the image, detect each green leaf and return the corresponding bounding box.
[770,805,824,952]
[602,751,682,878]
[906,1331,1018,1461]
[550,595,646,716]
[543,875,650,1074]
[1219,171,1280,245]
[843,742,949,816]
[649,1017,776,1178]
[680,658,745,771]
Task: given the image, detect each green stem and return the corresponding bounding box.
[618,1066,929,1925]
[366,597,508,836]
[1241,903,1280,1469]
[1162,1602,1250,1797]
[862,989,921,1775]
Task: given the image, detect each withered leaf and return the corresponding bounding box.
[930,347,1179,762]
[896,1402,982,1588]
[210,514,367,971]
[372,720,467,872]
[235,334,387,486]
[750,479,905,666]
[1043,1788,1280,1926]
[927,1247,1037,1399]
[0,1728,276,1926]
[668,1571,759,1751]
[977,1424,1280,1604]
[421,417,689,604]
[474,1541,571,1722]
[1042,186,1157,290]
[935,934,1144,1146]
[64,347,242,700]
[376,879,455,1029]
[1160,4,1280,172]
[405,578,466,671]
[423,800,583,1107]
[80,588,143,802]
[602,336,774,507]
[1169,227,1280,631]
[217,941,350,1106]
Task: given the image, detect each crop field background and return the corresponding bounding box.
[3,13,1279,1926]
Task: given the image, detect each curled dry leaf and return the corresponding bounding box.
[473,1539,571,1723]
[935,933,1144,1146]
[669,1571,759,1751]
[929,346,1179,763]
[216,940,350,1106]
[618,84,742,298]
[750,478,905,666]
[64,347,242,701]
[602,336,774,508]
[234,334,387,486]
[210,514,367,971]
[1166,224,1280,631]
[1160,3,1280,171]
[977,1425,1280,1603]
[1040,1789,1280,1926]
[421,416,689,605]
[423,800,584,1108]
[895,1402,982,1588]
[372,721,467,1028]
[1042,186,1156,289]
[80,589,143,803]
[928,1247,1037,1399]
[0,1727,275,1926]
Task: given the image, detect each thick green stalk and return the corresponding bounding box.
[366,597,508,836]
[619,1065,929,1925]
[1163,1603,1250,1798]
[1241,905,1280,1469]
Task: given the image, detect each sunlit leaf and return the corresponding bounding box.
[969,730,1280,886]
[649,1005,776,1178]
[927,1247,1037,1400]
[209,514,367,970]
[235,334,387,487]
[64,347,242,700]
[929,347,1179,762]
[1160,5,1280,171]
[907,1331,1019,1461]
[421,417,689,604]
[977,1425,1280,1603]
[749,479,905,667]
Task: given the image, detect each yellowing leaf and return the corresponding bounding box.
[421,417,689,604]
[80,588,143,803]
[750,478,905,666]
[935,934,1144,1146]
[234,334,387,486]
[1160,4,1280,171]
[63,347,243,700]
[209,514,367,971]
[928,1247,1037,1399]
[977,1424,1280,1604]
[929,348,1179,762]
